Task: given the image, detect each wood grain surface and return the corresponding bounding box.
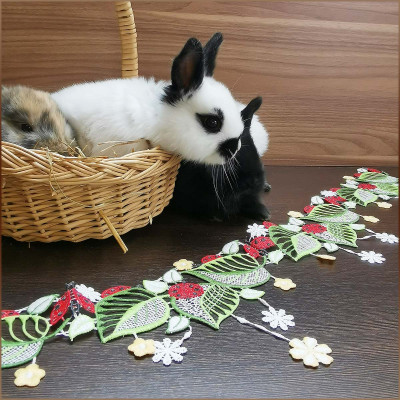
[1,1,398,166]
[1,166,398,398]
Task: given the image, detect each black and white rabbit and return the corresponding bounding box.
[1,85,76,154]
[51,33,252,164]
[169,96,270,221]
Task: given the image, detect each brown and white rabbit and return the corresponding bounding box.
[1,85,76,154]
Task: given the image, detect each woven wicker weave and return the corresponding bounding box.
[1,1,181,251]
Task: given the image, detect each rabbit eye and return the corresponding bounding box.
[20,123,33,133]
[196,113,223,134]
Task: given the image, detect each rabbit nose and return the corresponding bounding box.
[218,137,240,160]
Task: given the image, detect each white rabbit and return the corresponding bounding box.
[52,33,252,164]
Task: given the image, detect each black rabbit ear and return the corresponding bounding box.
[241,97,262,127]
[164,38,204,104]
[203,32,223,77]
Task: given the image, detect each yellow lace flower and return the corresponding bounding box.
[128,338,155,357]
[362,215,380,223]
[14,364,46,387]
[173,259,194,271]
[289,337,333,367]
[287,211,303,218]
[274,278,296,291]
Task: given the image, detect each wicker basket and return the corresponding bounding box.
[1,1,181,252]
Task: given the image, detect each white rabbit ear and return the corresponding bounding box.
[163,38,204,104]
[241,97,262,127]
[203,32,223,77]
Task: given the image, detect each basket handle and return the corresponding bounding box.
[115,1,138,78]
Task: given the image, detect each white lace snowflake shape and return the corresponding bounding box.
[357,168,368,173]
[75,284,102,302]
[261,306,295,331]
[320,190,337,197]
[378,194,390,200]
[152,338,187,366]
[246,223,268,238]
[375,233,398,244]
[359,251,386,264]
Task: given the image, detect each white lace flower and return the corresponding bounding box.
[152,338,187,366]
[246,223,268,238]
[359,251,385,264]
[289,337,333,367]
[375,233,398,244]
[320,190,337,197]
[75,284,102,302]
[261,306,295,331]
[357,168,368,173]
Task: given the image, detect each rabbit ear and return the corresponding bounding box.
[203,32,223,77]
[164,38,204,104]
[241,97,262,127]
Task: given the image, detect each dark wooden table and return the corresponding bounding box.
[2,166,398,399]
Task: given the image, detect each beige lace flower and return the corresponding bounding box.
[273,278,296,291]
[287,211,303,218]
[343,175,355,180]
[316,254,336,265]
[173,259,194,271]
[14,364,46,387]
[362,215,380,223]
[128,338,155,357]
[376,202,392,209]
[289,337,333,367]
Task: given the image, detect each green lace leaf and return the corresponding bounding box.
[1,340,44,369]
[373,183,399,197]
[166,315,190,334]
[183,254,270,288]
[308,223,358,247]
[239,288,265,300]
[27,294,59,315]
[269,226,321,261]
[357,172,398,184]
[69,315,96,342]
[301,204,360,224]
[95,288,170,343]
[337,188,378,207]
[170,285,239,329]
[1,317,70,368]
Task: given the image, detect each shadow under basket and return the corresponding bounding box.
[1,142,181,251]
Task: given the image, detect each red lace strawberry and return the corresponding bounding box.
[250,236,275,250]
[302,224,327,234]
[101,286,131,298]
[303,205,314,214]
[243,244,260,258]
[353,173,362,178]
[1,310,19,319]
[201,255,221,264]
[50,282,95,325]
[358,183,377,190]
[168,283,204,299]
[329,188,340,192]
[262,221,276,230]
[324,196,346,206]
[367,168,381,173]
